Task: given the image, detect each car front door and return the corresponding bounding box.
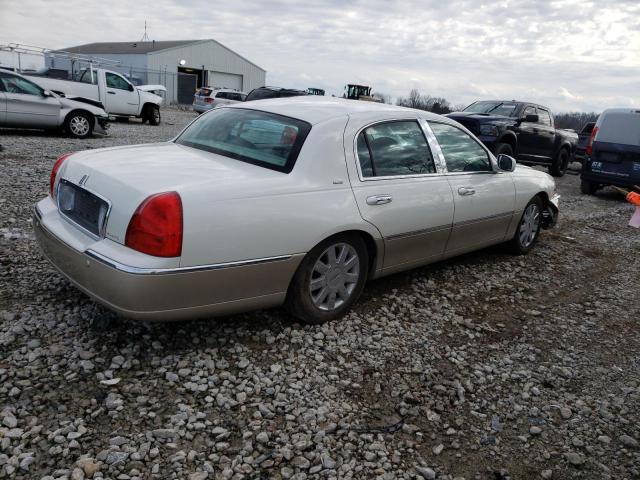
[0,90,6,124]
[0,72,60,128]
[345,117,454,273]
[515,105,539,159]
[104,72,139,115]
[427,121,516,255]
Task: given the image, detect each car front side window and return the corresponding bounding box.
[106,73,131,91]
[0,74,43,96]
[429,122,492,173]
[357,121,436,178]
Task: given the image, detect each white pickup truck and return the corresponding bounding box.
[26,68,164,125]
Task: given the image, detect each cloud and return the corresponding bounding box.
[1,0,638,112]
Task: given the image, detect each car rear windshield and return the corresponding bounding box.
[464,101,518,117]
[175,108,312,173]
[197,87,213,97]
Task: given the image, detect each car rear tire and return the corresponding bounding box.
[508,196,543,255]
[580,179,598,195]
[285,233,369,325]
[65,111,93,139]
[146,105,161,126]
[495,142,514,156]
[549,149,570,177]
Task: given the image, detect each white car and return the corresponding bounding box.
[192,87,247,114]
[0,70,109,138]
[34,97,559,323]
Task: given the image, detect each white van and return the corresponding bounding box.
[581,108,640,194]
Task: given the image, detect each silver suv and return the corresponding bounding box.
[192,88,247,113]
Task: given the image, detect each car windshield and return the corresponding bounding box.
[175,108,312,173]
[464,101,518,117]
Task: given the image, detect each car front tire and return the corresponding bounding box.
[508,196,543,255]
[147,105,161,126]
[285,233,369,325]
[65,111,93,139]
[580,179,598,195]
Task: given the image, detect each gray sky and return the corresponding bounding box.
[1,0,638,112]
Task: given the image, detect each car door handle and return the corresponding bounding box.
[458,187,476,196]
[107,91,116,94]
[366,194,392,205]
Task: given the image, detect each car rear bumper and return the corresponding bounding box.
[33,202,303,321]
[192,103,212,113]
[581,170,640,187]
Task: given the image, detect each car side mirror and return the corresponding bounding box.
[497,154,516,172]
[128,83,135,92]
[523,114,539,123]
[42,90,53,97]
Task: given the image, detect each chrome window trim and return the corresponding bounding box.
[352,118,443,182]
[84,249,294,276]
[56,179,113,241]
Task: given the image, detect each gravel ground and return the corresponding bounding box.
[1,108,639,480]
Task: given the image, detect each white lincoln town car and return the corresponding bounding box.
[34,97,559,324]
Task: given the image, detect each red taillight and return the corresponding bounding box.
[125,192,183,257]
[585,126,599,156]
[205,97,214,104]
[50,152,74,197]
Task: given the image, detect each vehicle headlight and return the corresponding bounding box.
[480,125,499,136]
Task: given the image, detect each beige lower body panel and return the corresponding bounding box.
[34,215,303,321]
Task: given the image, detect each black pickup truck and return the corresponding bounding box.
[447,101,578,177]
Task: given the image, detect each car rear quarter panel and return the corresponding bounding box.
[179,115,381,267]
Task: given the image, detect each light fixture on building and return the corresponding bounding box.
[179,59,186,66]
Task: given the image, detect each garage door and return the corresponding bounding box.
[177,72,198,104]
[210,71,243,91]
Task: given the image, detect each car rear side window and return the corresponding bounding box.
[175,108,311,173]
[357,121,436,178]
[429,122,492,172]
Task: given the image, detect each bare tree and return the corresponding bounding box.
[396,89,453,114]
[372,92,392,104]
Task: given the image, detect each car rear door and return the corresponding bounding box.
[426,121,516,255]
[589,111,640,183]
[344,115,454,272]
[103,72,139,115]
[0,72,60,128]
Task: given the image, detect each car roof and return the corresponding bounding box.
[229,96,449,125]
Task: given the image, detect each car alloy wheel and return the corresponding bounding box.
[69,116,90,137]
[519,203,540,248]
[309,242,360,311]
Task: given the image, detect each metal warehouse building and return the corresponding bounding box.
[51,39,266,104]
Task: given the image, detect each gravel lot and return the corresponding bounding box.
[1,108,639,480]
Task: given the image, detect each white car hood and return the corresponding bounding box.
[137,84,167,93]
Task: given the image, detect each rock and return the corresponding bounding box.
[530,426,542,435]
[541,469,552,479]
[560,407,572,419]
[152,428,176,440]
[620,434,639,448]
[100,378,121,386]
[433,444,444,455]
[82,460,99,477]
[256,432,269,444]
[71,468,85,480]
[166,372,179,382]
[565,452,584,466]
[189,473,208,480]
[416,466,436,479]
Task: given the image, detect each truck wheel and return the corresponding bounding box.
[147,105,161,126]
[495,143,514,156]
[580,179,598,195]
[549,149,569,177]
[285,233,368,325]
[65,111,93,139]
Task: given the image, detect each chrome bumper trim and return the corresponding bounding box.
[85,249,294,276]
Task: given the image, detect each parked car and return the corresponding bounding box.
[25,68,163,124]
[580,108,640,194]
[447,101,578,177]
[34,97,559,323]
[192,87,246,113]
[0,70,109,138]
[244,86,308,102]
[575,122,596,164]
